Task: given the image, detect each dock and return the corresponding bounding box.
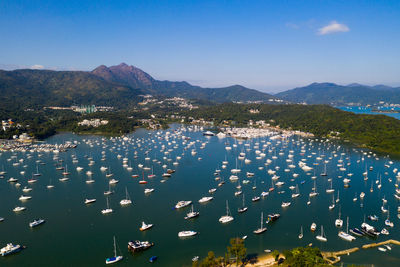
[322,247,359,265]
[362,239,400,249]
[322,239,400,265]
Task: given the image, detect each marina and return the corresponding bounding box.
[1,124,400,266]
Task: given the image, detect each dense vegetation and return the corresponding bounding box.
[275,82,400,105]
[282,247,331,267]
[0,66,276,111]
[183,103,400,155]
[0,69,144,109]
[92,63,277,103]
[193,237,247,267]
[193,240,336,267]
[0,109,146,139]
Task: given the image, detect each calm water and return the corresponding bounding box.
[338,106,400,120]
[1,125,400,266]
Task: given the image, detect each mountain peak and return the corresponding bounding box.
[347,83,365,87]
[117,62,128,67]
[92,63,154,88]
[308,82,337,87]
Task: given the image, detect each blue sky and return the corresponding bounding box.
[1,0,399,92]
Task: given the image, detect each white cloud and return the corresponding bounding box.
[318,21,349,35]
[30,64,45,70]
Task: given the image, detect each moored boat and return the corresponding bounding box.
[1,243,24,256]
[29,219,45,228]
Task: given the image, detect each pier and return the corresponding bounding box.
[322,239,400,265]
[322,247,359,265]
[362,239,400,249]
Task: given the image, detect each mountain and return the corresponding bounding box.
[275,82,400,105]
[91,63,277,103]
[0,69,144,109]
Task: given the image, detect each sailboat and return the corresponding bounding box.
[230,159,241,174]
[33,164,41,176]
[238,194,248,213]
[335,206,343,227]
[385,208,394,227]
[298,226,303,239]
[86,172,95,184]
[101,198,113,214]
[105,236,123,264]
[320,163,327,176]
[59,172,69,182]
[62,164,70,176]
[104,184,113,195]
[309,180,318,197]
[139,172,147,184]
[326,180,334,193]
[219,200,234,223]
[148,166,156,178]
[47,178,55,189]
[184,204,200,219]
[338,217,356,241]
[106,167,114,178]
[120,187,132,206]
[253,212,267,234]
[291,184,300,198]
[336,190,340,203]
[328,194,335,210]
[316,225,327,242]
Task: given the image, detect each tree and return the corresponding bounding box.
[271,250,280,261]
[199,251,219,267]
[227,237,247,266]
[283,247,330,267]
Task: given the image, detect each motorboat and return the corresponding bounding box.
[29,219,45,228]
[140,221,153,231]
[178,231,197,237]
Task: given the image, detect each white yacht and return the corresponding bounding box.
[120,187,132,206]
[253,212,267,234]
[85,198,96,204]
[175,200,192,209]
[198,196,213,203]
[178,231,197,237]
[184,205,199,219]
[316,225,327,242]
[310,222,317,231]
[105,236,123,264]
[219,200,234,223]
[140,221,153,231]
[335,207,343,227]
[19,195,32,201]
[101,198,113,214]
[109,178,119,185]
[338,217,356,241]
[29,219,45,228]
[144,188,154,194]
[13,206,26,212]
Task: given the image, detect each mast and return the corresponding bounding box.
[113,236,116,257]
[260,212,263,228]
[126,187,129,200]
[346,217,349,234]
